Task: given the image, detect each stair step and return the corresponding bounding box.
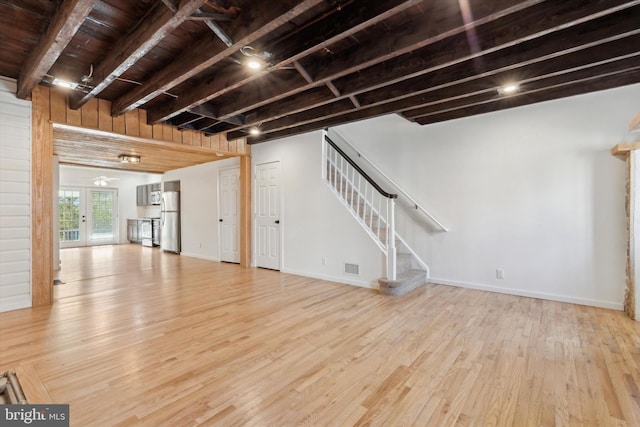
[396,253,412,274]
[378,269,426,296]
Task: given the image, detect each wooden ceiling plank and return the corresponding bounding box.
[144,0,423,123]
[69,0,209,110]
[196,0,569,122]
[414,68,640,126]
[52,122,240,173]
[16,0,98,99]
[111,0,324,117]
[248,68,640,144]
[248,56,640,142]
[370,21,640,118]
[406,58,640,122]
[226,0,640,134]
[334,1,640,98]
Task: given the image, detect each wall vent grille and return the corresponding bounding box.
[344,263,360,275]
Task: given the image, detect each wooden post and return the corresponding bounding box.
[31,85,54,306]
[239,154,252,267]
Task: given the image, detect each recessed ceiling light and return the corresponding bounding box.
[249,127,261,136]
[499,84,519,95]
[51,77,78,89]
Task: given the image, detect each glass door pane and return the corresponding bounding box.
[59,189,84,247]
[88,189,117,244]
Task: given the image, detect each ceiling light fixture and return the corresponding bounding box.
[499,83,520,95]
[118,154,141,164]
[249,127,261,136]
[240,46,272,71]
[51,77,78,90]
[246,58,265,70]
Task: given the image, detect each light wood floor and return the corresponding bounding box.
[1,245,639,426]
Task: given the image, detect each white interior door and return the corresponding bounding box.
[219,167,240,263]
[59,186,118,248]
[256,161,281,270]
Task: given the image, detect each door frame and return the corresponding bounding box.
[252,157,284,270]
[218,165,241,263]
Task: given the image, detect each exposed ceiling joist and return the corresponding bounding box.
[203,0,554,123]
[16,0,98,99]
[3,0,639,164]
[225,0,640,138]
[145,0,424,123]
[111,0,325,116]
[68,0,208,110]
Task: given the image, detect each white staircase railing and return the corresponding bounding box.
[322,130,398,280]
[330,129,448,232]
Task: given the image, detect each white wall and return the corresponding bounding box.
[58,165,162,245]
[163,157,239,261]
[252,133,384,287]
[0,77,31,312]
[255,83,640,309]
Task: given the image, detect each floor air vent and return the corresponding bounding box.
[344,263,360,275]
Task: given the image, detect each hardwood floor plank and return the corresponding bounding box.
[1,245,639,426]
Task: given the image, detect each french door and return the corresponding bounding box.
[59,186,118,248]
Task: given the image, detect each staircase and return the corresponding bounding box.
[322,130,432,296]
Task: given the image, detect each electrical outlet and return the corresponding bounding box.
[496,269,504,279]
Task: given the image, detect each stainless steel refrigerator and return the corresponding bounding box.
[161,191,180,253]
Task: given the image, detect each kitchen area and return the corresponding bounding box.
[127,180,181,254]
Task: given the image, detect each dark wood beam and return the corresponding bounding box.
[202,0,586,121]
[293,61,314,84]
[191,117,219,131]
[358,10,640,109]
[168,112,202,128]
[414,68,640,126]
[403,36,640,120]
[16,0,98,99]
[409,56,640,122]
[69,0,208,109]
[145,0,423,123]
[189,104,245,126]
[246,45,640,141]
[333,1,640,97]
[247,67,640,144]
[112,0,325,117]
[222,0,640,133]
[188,12,235,21]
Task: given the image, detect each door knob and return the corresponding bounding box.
[275,220,280,224]
[219,219,223,222]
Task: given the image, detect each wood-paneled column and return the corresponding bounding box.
[239,155,252,267]
[31,85,53,306]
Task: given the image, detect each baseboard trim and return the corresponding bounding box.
[179,252,220,262]
[0,295,32,313]
[281,268,376,289]
[428,277,623,311]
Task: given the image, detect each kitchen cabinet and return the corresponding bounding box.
[137,182,161,206]
[127,219,140,243]
[127,218,161,246]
